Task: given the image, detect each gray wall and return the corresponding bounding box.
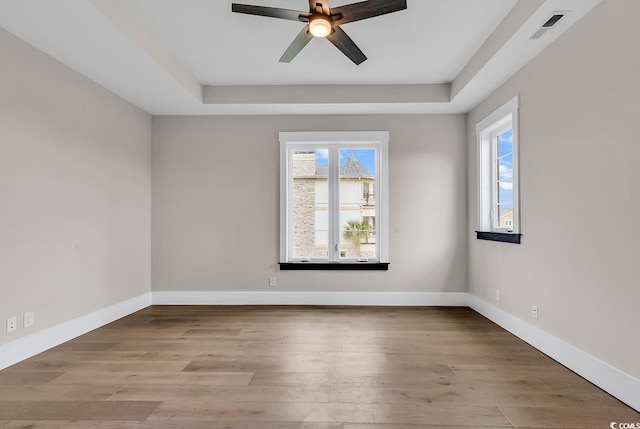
[152,114,467,293]
[0,29,152,346]
[467,0,640,379]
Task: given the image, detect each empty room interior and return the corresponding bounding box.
[1,0,639,427]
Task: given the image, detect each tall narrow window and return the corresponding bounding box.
[476,96,520,243]
[495,128,514,230]
[280,132,389,267]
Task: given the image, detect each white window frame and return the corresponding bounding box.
[476,96,520,235]
[279,131,389,264]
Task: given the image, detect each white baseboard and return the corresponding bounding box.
[151,291,469,306]
[467,294,640,412]
[0,293,151,371]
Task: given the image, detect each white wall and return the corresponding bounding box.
[0,28,152,346]
[152,114,467,293]
[467,0,640,379]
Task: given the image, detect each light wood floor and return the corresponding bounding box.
[0,306,637,428]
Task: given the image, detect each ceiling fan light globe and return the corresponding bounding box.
[309,14,332,38]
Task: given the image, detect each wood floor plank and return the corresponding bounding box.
[452,344,548,356]
[343,343,542,356]
[343,425,510,429]
[200,329,282,340]
[0,372,63,385]
[178,328,243,336]
[537,373,614,394]
[285,332,520,346]
[0,401,161,421]
[50,342,119,352]
[0,420,344,428]
[500,406,640,428]
[139,341,344,353]
[329,386,626,408]
[0,385,122,401]
[449,364,569,379]
[5,361,189,373]
[25,351,147,362]
[248,372,334,386]
[343,344,459,355]
[109,339,250,352]
[108,385,329,403]
[48,371,254,386]
[346,322,505,333]
[182,359,454,375]
[138,351,388,364]
[385,353,555,367]
[74,328,190,341]
[148,402,512,426]
[250,372,552,393]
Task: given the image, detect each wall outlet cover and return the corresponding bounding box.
[24,312,34,328]
[7,317,17,333]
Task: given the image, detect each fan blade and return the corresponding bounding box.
[232,4,308,22]
[326,26,367,65]
[279,25,314,63]
[331,0,407,25]
[309,0,330,15]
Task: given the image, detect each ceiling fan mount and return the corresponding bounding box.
[231,0,407,65]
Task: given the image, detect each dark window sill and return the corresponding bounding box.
[279,262,389,271]
[476,231,522,244]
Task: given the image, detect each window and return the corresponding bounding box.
[279,132,389,268]
[476,96,521,243]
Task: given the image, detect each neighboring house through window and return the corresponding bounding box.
[476,96,521,243]
[279,131,389,266]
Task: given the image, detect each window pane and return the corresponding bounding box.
[498,205,514,229]
[339,149,376,260]
[496,129,513,229]
[498,129,513,157]
[291,149,328,259]
[498,153,513,208]
[498,186,512,207]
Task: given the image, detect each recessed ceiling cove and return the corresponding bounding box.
[0,0,602,114]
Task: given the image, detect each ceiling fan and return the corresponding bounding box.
[231,0,407,65]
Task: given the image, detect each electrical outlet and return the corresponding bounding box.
[24,312,34,328]
[532,305,539,320]
[7,317,17,333]
[495,289,501,302]
[269,276,277,287]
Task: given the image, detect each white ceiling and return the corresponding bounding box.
[0,0,601,115]
[125,0,516,85]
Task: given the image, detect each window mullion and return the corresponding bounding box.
[286,146,294,261]
[491,134,499,231]
[328,147,340,262]
[374,149,381,261]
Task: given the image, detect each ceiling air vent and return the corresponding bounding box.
[530,12,569,40]
[542,14,565,27]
